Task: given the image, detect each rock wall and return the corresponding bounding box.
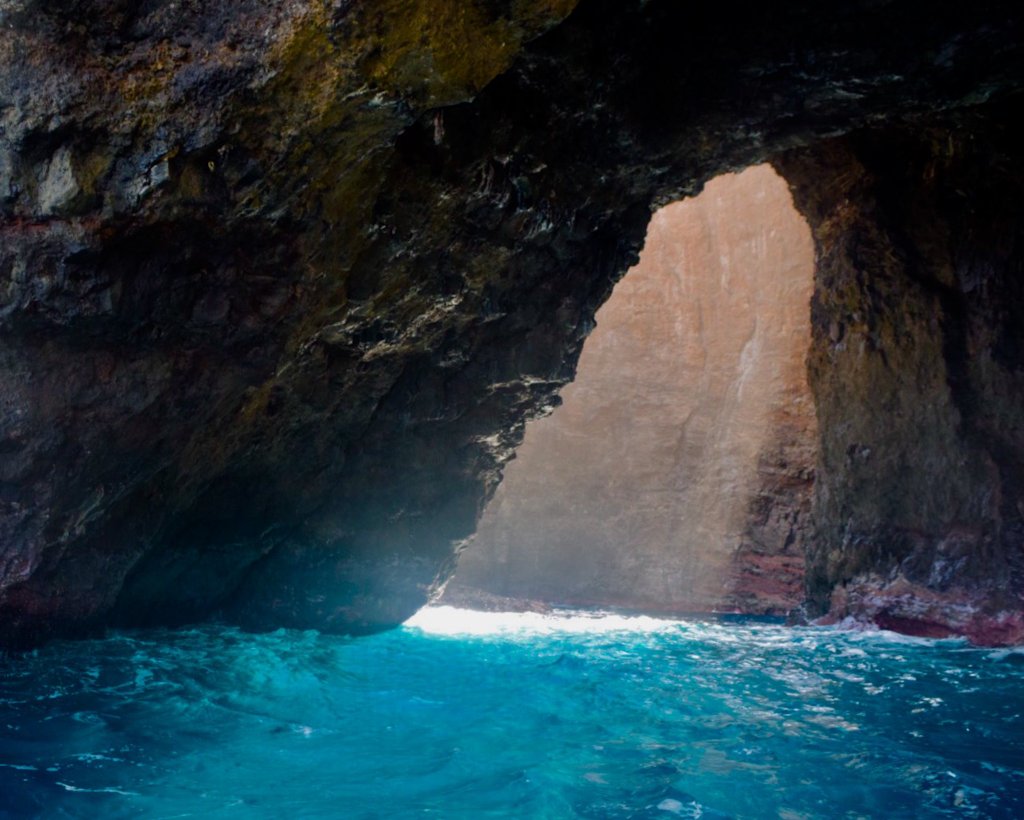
[0,0,583,646]
[776,110,1024,644]
[1,0,1023,646]
[444,165,814,614]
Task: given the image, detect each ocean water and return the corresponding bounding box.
[1,608,1023,819]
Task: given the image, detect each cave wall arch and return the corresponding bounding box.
[1,0,1023,645]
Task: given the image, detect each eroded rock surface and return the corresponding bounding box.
[0,0,581,645]
[444,165,814,615]
[1,0,1023,646]
[777,111,1024,644]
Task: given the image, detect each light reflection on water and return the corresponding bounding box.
[1,608,1023,818]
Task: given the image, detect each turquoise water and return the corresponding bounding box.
[1,607,1023,819]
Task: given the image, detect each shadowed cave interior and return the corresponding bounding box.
[0,0,1023,648]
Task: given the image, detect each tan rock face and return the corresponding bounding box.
[445,165,816,614]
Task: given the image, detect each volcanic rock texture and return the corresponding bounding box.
[444,165,814,615]
[777,117,1024,644]
[1,0,1023,646]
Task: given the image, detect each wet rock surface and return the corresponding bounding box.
[1,0,1023,646]
[444,165,815,616]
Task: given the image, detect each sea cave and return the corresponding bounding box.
[1,0,1023,815]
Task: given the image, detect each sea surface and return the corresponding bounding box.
[1,607,1023,819]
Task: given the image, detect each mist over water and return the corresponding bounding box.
[2,609,1023,818]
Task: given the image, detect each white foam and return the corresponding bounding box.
[56,782,138,796]
[986,646,1024,661]
[832,621,969,648]
[403,605,685,637]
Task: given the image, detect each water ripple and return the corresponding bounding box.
[1,610,1022,818]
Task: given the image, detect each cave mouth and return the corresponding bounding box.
[3,0,1021,655]
[442,163,816,616]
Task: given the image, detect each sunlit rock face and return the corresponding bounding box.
[1,0,1023,647]
[444,165,814,615]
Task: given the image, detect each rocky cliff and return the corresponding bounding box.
[444,165,814,615]
[2,0,1023,646]
[777,112,1024,644]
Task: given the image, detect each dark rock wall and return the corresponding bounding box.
[0,0,582,645]
[2,0,1024,646]
[776,109,1024,643]
[443,165,815,616]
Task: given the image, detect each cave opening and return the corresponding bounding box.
[4,0,1024,812]
[443,164,817,617]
